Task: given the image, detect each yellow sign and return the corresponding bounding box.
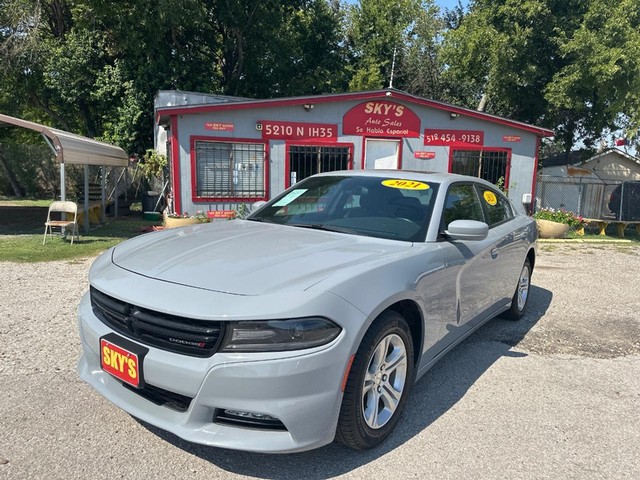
[483,191,498,206]
[382,179,429,190]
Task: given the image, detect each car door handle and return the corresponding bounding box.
[491,248,499,259]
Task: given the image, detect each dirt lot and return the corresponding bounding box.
[0,243,638,479]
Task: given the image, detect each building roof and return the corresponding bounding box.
[155,88,555,138]
[541,147,640,169]
[575,148,640,168]
[541,149,593,168]
[0,113,128,166]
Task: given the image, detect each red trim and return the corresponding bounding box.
[284,140,354,189]
[531,136,541,214]
[448,146,512,188]
[170,115,181,214]
[505,149,512,188]
[285,143,291,189]
[157,90,554,137]
[189,135,269,203]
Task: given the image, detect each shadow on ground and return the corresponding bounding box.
[138,285,553,479]
[0,206,48,234]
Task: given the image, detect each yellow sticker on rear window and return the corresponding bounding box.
[483,191,498,206]
[382,179,429,190]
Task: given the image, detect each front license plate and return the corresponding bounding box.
[100,333,148,389]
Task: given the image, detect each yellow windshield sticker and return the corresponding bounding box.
[382,179,430,190]
[483,191,497,206]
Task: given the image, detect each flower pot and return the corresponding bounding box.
[536,219,570,239]
[163,216,200,229]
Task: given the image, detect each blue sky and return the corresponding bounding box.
[435,0,468,11]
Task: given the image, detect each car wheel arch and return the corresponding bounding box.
[527,248,536,272]
[362,297,424,368]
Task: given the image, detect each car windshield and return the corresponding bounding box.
[248,175,440,242]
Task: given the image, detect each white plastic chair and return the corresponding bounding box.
[43,201,80,245]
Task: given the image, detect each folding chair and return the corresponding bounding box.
[43,201,80,245]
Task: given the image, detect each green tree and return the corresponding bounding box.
[394,1,444,99]
[440,0,640,153]
[345,0,437,91]
[544,0,640,149]
[0,0,350,160]
[220,0,349,97]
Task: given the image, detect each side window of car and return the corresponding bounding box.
[478,187,513,227]
[442,184,484,229]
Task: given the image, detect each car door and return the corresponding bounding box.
[475,185,523,303]
[437,183,499,328]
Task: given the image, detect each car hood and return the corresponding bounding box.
[111,220,413,295]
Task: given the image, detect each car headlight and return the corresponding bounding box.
[219,317,341,352]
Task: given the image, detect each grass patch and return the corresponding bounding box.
[0,197,53,207]
[564,232,640,243]
[0,218,159,262]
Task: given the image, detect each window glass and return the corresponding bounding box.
[451,149,508,185]
[250,175,440,242]
[289,145,350,185]
[479,187,513,226]
[442,184,484,229]
[194,140,266,199]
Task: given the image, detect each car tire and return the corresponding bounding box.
[335,310,415,450]
[505,258,532,321]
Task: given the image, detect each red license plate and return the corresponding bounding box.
[100,334,148,388]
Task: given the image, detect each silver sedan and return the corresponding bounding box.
[77,170,537,453]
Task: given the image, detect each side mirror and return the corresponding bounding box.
[445,220,489,241]
[251,201,267,213]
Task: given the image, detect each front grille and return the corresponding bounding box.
[123,383,193,412]
[90,287,224,357]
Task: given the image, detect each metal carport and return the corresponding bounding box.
[0,113,129,232]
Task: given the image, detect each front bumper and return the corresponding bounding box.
[77,292,357,453]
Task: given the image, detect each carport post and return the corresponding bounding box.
[114,167,119,219]
[59,162,67,228]
[100,166,106,223]
[84,164,90,233]
[60,162,66,202]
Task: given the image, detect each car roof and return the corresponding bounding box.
[314,169,499,190]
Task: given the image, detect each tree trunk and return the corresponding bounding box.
[477,93,488,112]
[0,146,24,198]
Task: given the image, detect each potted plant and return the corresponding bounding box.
[139,149,168,213]
[533,208,584,238]
[163,210,209,229]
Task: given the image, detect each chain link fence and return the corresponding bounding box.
[536,175,620,220]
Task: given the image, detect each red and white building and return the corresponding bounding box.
[154,89,554,215]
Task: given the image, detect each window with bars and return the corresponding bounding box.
[451,149,509,185]
[194,140,266,199]
[288,145,350,185]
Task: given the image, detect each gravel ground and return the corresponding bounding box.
[0,243,639,479]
